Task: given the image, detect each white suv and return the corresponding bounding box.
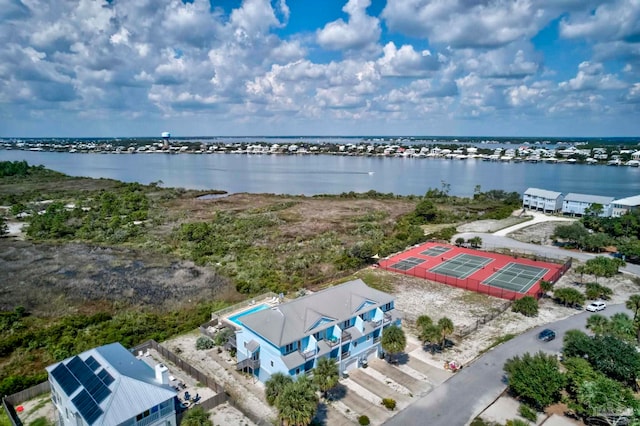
[586,301,606,312]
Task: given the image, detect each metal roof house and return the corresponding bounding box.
[522,188,564,213]
[231,279,402,383]
[611,195,640,217]
[46,343,177,426]
[562,193,614,217]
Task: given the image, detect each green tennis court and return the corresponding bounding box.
[420,245,452,257]
[483,263,549,293]
[429,253,493,279]
[389,256,427,271]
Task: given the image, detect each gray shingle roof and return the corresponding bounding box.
[564,193,614,204]
[524,188,562,199]
[245,340,260,353]
[240,279,393,347]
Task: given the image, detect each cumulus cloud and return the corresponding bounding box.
[382,0,549,48]
[377,42,441,77]
[559,0,640,42]
[559,61,627,91]
[456,44,540,79]
[0,0,638,136]
[317,0,381,52]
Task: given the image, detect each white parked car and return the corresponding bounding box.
[586,301,607,312]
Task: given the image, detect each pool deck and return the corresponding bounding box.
[219,297,282,330]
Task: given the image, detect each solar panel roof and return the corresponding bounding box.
[50,364,81,396]
[97,369,115,386]
[73,390,103,425]
[84,356,100,371]
[66,356,112,403]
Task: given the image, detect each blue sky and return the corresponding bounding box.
[0,0,639,137]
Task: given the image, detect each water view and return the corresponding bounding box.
[2,150,639,198]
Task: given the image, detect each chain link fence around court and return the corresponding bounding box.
[380,256,572,301]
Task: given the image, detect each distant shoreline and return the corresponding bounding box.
[3,140,640,167]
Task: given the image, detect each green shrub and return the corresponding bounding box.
[358,415,370,425]
[381,398,396,410]
[506,420,530,426]
[196,336,215,350]
[512,296,538,317]
[518,404,537,422]
[429,226,457,241]
[28,418,53,426]
[213,328,234,346]
[585,282,613,300]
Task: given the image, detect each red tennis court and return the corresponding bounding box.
[378,242,571,300]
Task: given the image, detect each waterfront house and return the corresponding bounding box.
[562,193,614,217]
[611,195,640,217]
[46,343,177,426]
[231,279,402,383]
[522,188,564,213]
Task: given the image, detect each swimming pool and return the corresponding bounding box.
[228,304,269,326]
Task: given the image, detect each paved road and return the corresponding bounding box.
[385,304,631,426]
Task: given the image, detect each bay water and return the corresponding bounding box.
[2,150,639,198]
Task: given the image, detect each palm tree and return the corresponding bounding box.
[574,264,587,284]
[312,357,339,398]
[539,280,554,298]
[437,317,455,348]
[180,406,212,426]
[610,312,635,342]
[626,294,640,321]
[265,372,293,406]
[416,314,433,330]
[586,314,610,336]
[467,236,483,248]
[416,315,439,351]
[276,375,318,426]
[381,324,406,363]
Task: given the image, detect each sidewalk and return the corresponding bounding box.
[493,211,575,237]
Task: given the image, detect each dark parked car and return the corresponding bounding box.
[537,329,556,342]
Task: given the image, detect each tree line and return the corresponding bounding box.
[503,294,640,425]
[554,208,640,262]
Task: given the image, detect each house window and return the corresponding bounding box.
[296,368,300,374]
[383,302,392,311]
[284,342,295,354]
[136,410,151,421]
[366,335,370,341]
[341,319,350,329]
[270,361,274,367]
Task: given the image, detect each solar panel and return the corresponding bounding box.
[72,390,103,425]
[67,356,94,382]
[50,364,81,396]
[91,383,111,404]
[84,356,100,371]
[67,356,112,403]
[97,369,115,386]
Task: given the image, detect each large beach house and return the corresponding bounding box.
[46,343,177,426]
[522,188,564,213]
[231,279,402,383]
[562,193,614,217]
[611,195,640,218]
